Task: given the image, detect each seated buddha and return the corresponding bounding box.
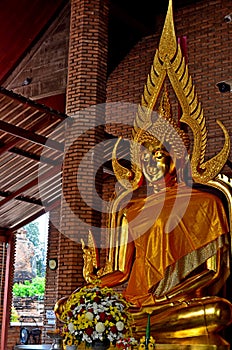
[92,111,232,343]
[55,109,232,344]
[55,0,232,345]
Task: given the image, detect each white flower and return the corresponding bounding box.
[75,305,82,313]
[93,302,99,313]
[68,322,75,334]
[95,322,105,333]
[108,334,114,342]
[85,311,94,321]
[116,321,124,331]
[98,305,105,312]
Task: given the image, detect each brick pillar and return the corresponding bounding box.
[58,0,109,298]
[43,207,61,339]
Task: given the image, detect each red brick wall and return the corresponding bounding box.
[7,325,21,349]
[43,208,61,341]
[58,0,109,299]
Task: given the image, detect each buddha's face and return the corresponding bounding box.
[141,141,171,184]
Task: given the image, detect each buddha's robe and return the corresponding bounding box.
[101,184,229,307]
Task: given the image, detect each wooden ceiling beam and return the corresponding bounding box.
[0,138,21,155]
[0,139,62,165]
[7,146,61,165]
[0,119,64,151]
[0,178,39,207]
[0,190,42,206]
[0,163,61,207]
[7,208,46,233]
[0,87,68,121]
[6,197,61,234]
[0,229,8,242]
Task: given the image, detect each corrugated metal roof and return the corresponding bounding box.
[0,87,67,233]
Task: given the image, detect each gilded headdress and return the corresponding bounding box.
[112,0,230,190]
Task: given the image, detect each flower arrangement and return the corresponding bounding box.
[60,282,134,347]
[116,337,138,350]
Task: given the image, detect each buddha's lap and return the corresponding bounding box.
[131,295,232,336]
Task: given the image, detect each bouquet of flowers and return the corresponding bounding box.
[116,337,138,350]
[60,282,134,347]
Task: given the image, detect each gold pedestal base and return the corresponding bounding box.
[154,335,230,350]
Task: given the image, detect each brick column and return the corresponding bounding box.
[44,207,61,338]
[58,0,109,298]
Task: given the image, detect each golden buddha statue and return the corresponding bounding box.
[55,0,232,347]
[94,107,232,344]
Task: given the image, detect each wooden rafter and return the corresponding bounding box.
[0,119,64,151]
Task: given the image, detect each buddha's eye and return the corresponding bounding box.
[142,151,151,161]
[154,150,165,159]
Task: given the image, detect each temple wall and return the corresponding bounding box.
[4,3,70,100]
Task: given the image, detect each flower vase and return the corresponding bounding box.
[65,346,77,350]
[91,340,110,350]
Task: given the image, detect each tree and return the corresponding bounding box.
[25,221,40,247]
[24,220,46,277]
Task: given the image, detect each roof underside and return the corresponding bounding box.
[0,88,66,233]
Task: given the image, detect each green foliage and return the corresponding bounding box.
[11,306,19,322]
[13,276,45,298]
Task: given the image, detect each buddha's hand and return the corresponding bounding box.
[54,296,69,322]
[81,237,99,283]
